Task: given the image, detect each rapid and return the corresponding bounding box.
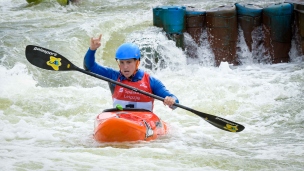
[0,0,303,170]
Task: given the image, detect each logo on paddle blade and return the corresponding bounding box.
[47,56,62,70]
[224,124,238,132]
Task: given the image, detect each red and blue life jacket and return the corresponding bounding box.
[112,72,154,111]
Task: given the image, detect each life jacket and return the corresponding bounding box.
[112,73,154,111]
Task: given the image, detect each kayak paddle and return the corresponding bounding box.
[25,45,245,132]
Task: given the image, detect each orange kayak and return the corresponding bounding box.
[93,108,168,142]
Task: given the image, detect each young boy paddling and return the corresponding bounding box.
[83,34,179,111]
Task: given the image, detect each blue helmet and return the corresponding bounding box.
[115,43,140,60]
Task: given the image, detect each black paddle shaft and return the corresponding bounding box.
[25,45,245,132]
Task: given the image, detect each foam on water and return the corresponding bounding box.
[1,0,304,170]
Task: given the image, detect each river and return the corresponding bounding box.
[0,0,303,170]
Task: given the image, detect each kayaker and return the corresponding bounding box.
[84,34,179,111]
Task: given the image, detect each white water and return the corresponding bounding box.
[1,0,304,170]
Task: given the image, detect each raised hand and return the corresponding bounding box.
[90,34,102,51]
